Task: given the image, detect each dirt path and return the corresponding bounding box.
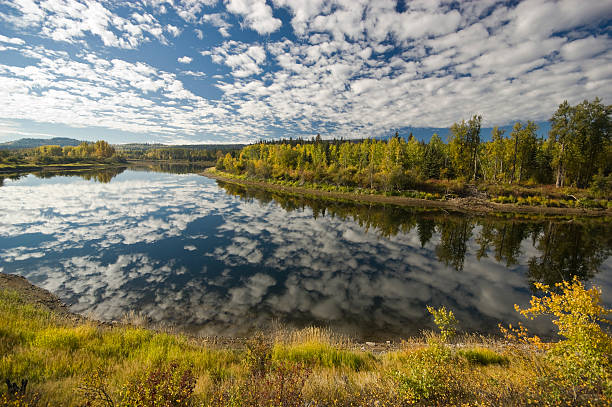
[202,169,611,218]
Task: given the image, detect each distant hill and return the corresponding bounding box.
[0,137,84,149]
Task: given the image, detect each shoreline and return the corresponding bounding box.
[202,168,611,218]
[0,273,407,352]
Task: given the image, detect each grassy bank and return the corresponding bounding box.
[1,275,610,406]
[204,168,611,216]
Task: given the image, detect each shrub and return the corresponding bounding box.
[119,361,196,407]
[510,278,612,402]
[243,333,272,377]
[1,379,40,407]
[391,341,458,403]
[208,361,310,407]
[427,306,458,343]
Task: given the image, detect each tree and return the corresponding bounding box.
[423,134,446,179]
[448,115,481,180]
[509,121,538,183]
[549,98,611,188]
[549,101,574,187]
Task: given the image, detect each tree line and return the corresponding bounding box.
[0,140,121,165]
[119,146,240,162]
[217,98,611,192]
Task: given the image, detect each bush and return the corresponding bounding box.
[427,305,458,343]
[119,361,196,407]
[391,342,459,403]
[510,278,612,402]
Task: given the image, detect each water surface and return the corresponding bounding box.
[1,167,610,340]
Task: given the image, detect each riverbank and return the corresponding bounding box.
[203,168,611,217]
[1,273,609,406]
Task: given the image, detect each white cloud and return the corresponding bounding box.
[1,0,169,49]
[205,40,267,77]
[177,55,193,64]
[0,0,611,142]
[201,12,232,37]
[0,34,26,45]
[560,35,611,61]
[172,0,219,22]
[165,24,182,37]
[224,0,282,34]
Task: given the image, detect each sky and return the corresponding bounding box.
[0,0,610,144]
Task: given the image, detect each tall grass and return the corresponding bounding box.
[1,284,610,406]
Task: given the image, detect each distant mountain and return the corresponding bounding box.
[0,137,85,149]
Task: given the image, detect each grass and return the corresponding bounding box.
[1,287,610,406]
[458,347,509,366]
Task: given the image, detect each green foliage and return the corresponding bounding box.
[210,99,610,198]
[391,341,458,403]
[272,342,372,371]
[0,140,123,168]
[458,348,509,366]
[448,114,481,181]
[427,305,458,343]
[549,98,612,188]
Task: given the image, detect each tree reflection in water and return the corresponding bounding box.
[218,181,611,290]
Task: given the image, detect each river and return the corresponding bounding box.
[1,165,610,340]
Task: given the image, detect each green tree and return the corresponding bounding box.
[448,115,481,180]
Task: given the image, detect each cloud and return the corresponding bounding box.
[166,24,182,37]
[225,0,282,34]
[560,35,611,61]
[201,12,233,37]
[177,55,193,64]
[171,0,219,22]
[0,0,611,143]
[0,34,25,45]
[1,0,170,49]
[204,40,267,77]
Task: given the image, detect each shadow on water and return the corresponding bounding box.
[217,181,612,291]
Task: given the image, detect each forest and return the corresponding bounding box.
[216,99,611,199]
[116,144,242,163]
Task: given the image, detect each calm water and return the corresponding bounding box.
[1,166,611,340]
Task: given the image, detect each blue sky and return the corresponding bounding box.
[0,0,610,144]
